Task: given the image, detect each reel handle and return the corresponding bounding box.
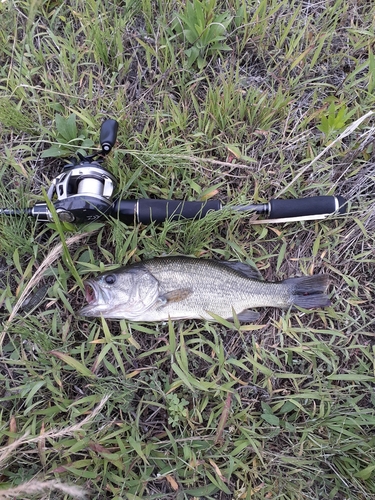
[100,119,118,154]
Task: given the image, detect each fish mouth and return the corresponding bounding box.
[79,280,106,316]
[84,280,97,305]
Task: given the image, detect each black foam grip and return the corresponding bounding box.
[269,196,347,218]
[100,119,118,151]
[138,199,222,224]
[112,199,138,224]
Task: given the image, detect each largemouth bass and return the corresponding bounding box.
[79,256,330,322]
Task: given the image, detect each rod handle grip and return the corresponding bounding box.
[138,199,222,224]
[269,195,347,218]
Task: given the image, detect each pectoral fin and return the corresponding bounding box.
[156,288,193,308]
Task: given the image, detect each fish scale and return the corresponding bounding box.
[143,258,289,319]
[79,256,330,322]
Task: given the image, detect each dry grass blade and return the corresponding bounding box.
[1,231,95,341]
[277,111,374,196]
[0,395,109,466]
[0,397,108,499]
[0,480,88,500]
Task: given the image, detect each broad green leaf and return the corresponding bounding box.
[184,484,218,496]
[41,145,70,158]
[171,362,195,391]
[354,464,375,479]
[50,351,95,377]
[327,374,375,381]
[128,436,149,463]
[261,413,280,426]
[55,113,77,141]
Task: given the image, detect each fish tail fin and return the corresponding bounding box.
[285,275,330,309]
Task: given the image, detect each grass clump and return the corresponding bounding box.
[172,0,233,70]
[1,0,375,499]
[0,97,36,134]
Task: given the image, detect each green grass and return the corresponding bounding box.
[1,0,375,499]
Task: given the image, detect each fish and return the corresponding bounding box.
[78,256,331,323]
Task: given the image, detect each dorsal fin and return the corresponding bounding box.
[220,261,263,281]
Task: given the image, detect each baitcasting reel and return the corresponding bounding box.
[28,119,119,223]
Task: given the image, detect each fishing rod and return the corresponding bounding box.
[0,119,347,225]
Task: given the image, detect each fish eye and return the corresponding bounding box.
[104,274,117,285]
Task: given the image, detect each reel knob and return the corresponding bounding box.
[100,119,119,154]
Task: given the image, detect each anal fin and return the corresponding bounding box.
[229,309,260,323]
